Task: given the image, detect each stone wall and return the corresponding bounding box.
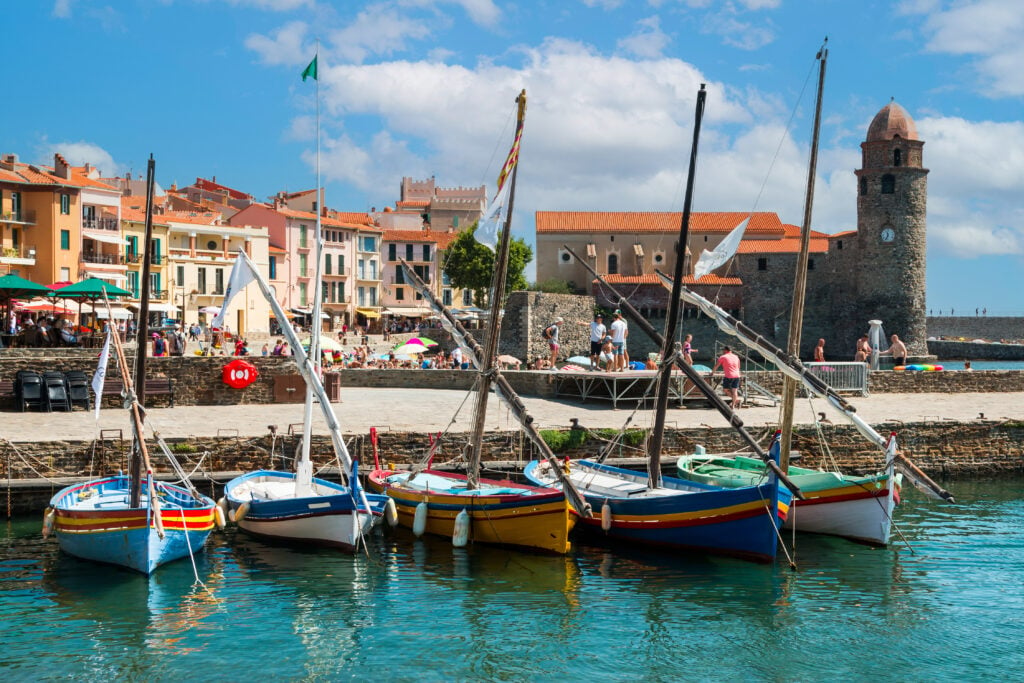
[927,316,1024,342]
[927,340,1024,361]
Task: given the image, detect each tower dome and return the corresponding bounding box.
[866,100,918,142]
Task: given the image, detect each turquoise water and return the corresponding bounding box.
[2,479,1023,681]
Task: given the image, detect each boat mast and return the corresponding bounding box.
[298,45,322,497]
[130,154,156,508]
[780,40,827,471]
[466,89,526,491]
[647,84,706,489]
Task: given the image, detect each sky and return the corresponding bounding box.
[2,0,1022,315]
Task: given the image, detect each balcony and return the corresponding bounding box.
[150,254,163,265]
[0,244,36,263]
[82,251,122,266]
[82,216,119,231]
[1,209,36,225]
[150,289,167,299]
[122,253,142,265]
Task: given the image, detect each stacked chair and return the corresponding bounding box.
[14,371,45,412]
[42,371,71,412]
[64,370,91,411]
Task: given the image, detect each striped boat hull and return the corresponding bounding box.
[367,469,576,554]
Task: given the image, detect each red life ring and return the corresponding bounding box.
[222,359,259,389]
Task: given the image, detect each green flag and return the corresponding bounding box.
[301,55,318,82]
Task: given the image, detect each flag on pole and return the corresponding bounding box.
[91,327,111,420]
[693,216,751,279]
[477,123,524,251]
[301,55,318,82]
[211,255,256,330]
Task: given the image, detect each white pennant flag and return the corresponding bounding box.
[211,254,256,330]
[694,216,750,279]
[91,327,112,420]
[476,181,511,252]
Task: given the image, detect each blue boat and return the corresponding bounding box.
[524,435,791,562]
[47,474,218,575]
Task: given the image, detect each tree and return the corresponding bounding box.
[528,278,574,294]
[442,223,533,307]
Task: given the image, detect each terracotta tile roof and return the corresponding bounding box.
[830,230,856,239]
[381,229,458,248]
[268,243,287,254]
[536,211,786,235]
[397,199,430,208]
[781,223,829,238]
[736,237,829,254]
[600,273,743,286]
[277,207,380,231]
[0,161,117,190]
[192,177,253,200]
[330,211,375,226]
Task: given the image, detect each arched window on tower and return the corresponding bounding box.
[860,177,867,196]
[893,149,902,167]
[607,253,618,275]
[881,174,895,194]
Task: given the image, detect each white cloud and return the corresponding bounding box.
[52,0,75,18]
[617,15,671,59]
[225,0,313,9]
[245,20,310,66]
[39,141,122,176]
[700,6,775,51]
[329,5,432,64]
[581,0,624,9]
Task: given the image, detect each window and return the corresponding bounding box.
[423,244,431,261]
[360,235,376,252]
[322,282,328,303]
[269,255,277,280]
[894,149,902,167]
[560,252,571,263]
[369,287,377,306]
[388,244,397,261]
[215,268,224,295]
[414,265,429,283]
[453,216,459,228]
[758,257,768,271]
[60,229,70,250]
[198,268,207,293]
[837,240,843,251]
[299,225,308,248]
[860,177,867,196]
[10,228,18,248]
[176,265,185,286]
[808,259,816,271]
[358,286,366,307]
[325,253,332,275]
[463,289,473,306]
[300,283,308,307]
[881,174,895,194]
[150,272,161,294]
[396,287,405,301]
[358,259,366,279]
[370,260,378,280]
[299,253,308,277]
[151,238,162,265]
[206,240,217,250]
[607,253,618,275]
[443,289,452,306]
[406,244,414,261]
[395,267,405,285]
[60,194,70,215]
[127,271,139,297]
[339,282,345,303]
[10,192,21,220]
[442,271,451,286]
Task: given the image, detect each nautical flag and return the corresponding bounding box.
[211,255,256,330]
[91,326,111,420]
[693,216,751,279]
[301,55,318,82]
[477,123,524,251]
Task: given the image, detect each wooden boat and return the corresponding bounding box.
[367,90,584,554]
[526,85,796,563]
[46,156,218,574]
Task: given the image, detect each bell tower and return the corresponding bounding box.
[854,100,929,355]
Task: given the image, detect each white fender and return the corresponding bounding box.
[234,501,251,524]
[42,508,55,539]
[601,500,613,531]
[452,509,470,548]
[413,501,428,537]
[213,504,226,530]
[385,498,399,527]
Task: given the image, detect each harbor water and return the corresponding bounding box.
[2,478,1022,681]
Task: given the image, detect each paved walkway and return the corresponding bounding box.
[3,388,1022,442]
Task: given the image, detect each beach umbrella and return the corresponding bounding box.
[51,277,132,299]
[391,342,428,356]
[302,335,344,352]
[0,273,54,301]
[407,336,438,347]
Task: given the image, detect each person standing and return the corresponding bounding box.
[580,314,606,370]
[542,317,564,368]
[169,323,186,356]
[714,345,742,410]
[451,345,464,369]
[153,332,167,358]
[880,333,908,368]
[854,335,870,363]
[682,334,698,365]
[813,338,826,362]
[609,310,628,372]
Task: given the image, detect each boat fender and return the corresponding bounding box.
[213,504,227,530]
[42,507,55,539]
[234,501,250,524]
[452,509,470,547]
[385,498,399,527]
[152,497,165,539]
[413,501,428,537]
[601,500,613,531]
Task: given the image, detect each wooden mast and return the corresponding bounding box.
[466,90,526,491]
[646,84,706,489]
[780,40,828,471]
[129,154,156,508]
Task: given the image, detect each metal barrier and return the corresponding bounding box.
[805,362,869,396]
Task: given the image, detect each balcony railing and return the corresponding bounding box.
[0,244,36,260]
[1,209,36,224]
[81,251,122,265]
[150,254,163,265]
[150,289,167,299]
[82,217,119,231]
[122,253,142,264]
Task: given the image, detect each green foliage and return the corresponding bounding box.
[539,429,589,453]
[443,222,533,307]
[170,441,197,453]
[528,278,574,294]
[595,428,647,447]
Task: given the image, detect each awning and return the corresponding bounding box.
[79,303,133,319]
[383,306,432,317]
[130,302,180,313]
[356,307,381,319]
[291,307,329,319]
[86,271,128,282]
[83,231,127,245]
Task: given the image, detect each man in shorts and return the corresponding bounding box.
[714,345,742,410]
[880,334,908,368]
[609,310,628,372]
[579,314,606,370]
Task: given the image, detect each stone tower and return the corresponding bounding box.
[853,100,929,355]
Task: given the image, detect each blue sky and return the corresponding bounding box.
[3,0,1022,314]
